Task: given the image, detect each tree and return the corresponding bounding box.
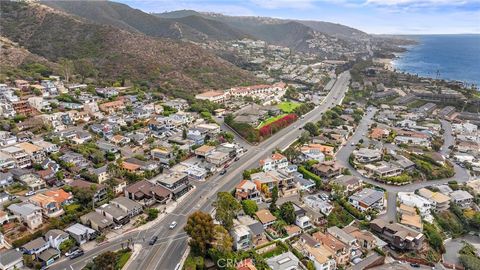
[269,185,279,212]
[241,200,258,216]
[184,211,215,256]
[92,251,117,270]
[182,128,187,139]
[59,238,76,254]
[303,122,319,136]
[213,192,241,230]
[146,208,159,221]
[279,202,296,224]
[211,225,233,254]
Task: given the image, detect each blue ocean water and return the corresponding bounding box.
[392,34,480,87]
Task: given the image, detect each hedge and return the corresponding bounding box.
[339,198,365,220]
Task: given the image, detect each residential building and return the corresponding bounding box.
[449,190,474,209]
[80,211,113,231]
[231,224,251,251]
[348,188,385,212]
[0,152,15,170]
[0,172,13,187]
[1,146,31,168]
[397,192,434,221]
[255,209,277,228]
[44,189,73,206]
[418,188,450,211]
[304,195,333,215]
[16,142,46,163]
[99,100,125,114]
[194,145,215,158]
[330,175,363,195]
[7,203,43,230]
[295,215,312,230]
[151,147,174,165]
[343,226,377,250]
[311,161,343,178]
[0,249,24,270]
[466,179,480,195]
[370,219,424,251]
[352,148,382,163]
[21,237,49,256]
[327,226,357,247]
[195,90,229,103]
[313,231,350,266]
[65,223,96,245]
[266,251,300,270]
[364,161,403,178]
[300,144,326,162]
[369,128,390,140]
[152,172,190,198]
[252,170,298,198]
[206,151,230,166]
[124,180,172,205]
[96,204,130,225]
[90,166,109,184]
[70,180,107,204]
[260,153,289,171]
[45,229,69,250]
[29,193,64,218]
[294,234,336,270]
[110,197,143,218]
[399,204,422,231]
[235,180,262,203]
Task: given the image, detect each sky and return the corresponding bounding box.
[115,0,480,34]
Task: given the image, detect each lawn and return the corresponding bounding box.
[278,101,301,113]
[257,114,287,128]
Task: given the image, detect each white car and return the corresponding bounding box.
[113,224,123,230]
[25,191,36,196]
[169,221,177,229]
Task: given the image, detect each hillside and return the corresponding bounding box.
[0,1,259,94]
[41,1,248,41]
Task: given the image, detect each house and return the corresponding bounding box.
[151,147,174,165]
[370,219,424,251]
[16,142,46,163]
[59,151,89,170]
[395,136,430,147]
[0,172,13,187]
[311,161,343,178]
[206,151,230,166]
[44,189,73,206]
[70,180,107,203]
[21,237,49,256]
[124,180,172,205]
[294,234,336,270]
[1,146,31,168]
[348,188,385,212]
[231,224,251,251]
[466,179,480,195]
[110,134,131,146]
[11,169,46,191]
[111,179,127,194]
[449,190,474,209]
[7,203,43,230]
[370,128,390,140]
[90,165,109,184]
[236,259,257,270]
[96,204,130,225]
[121,160,142,174]
[352,148,382,163]
[195,90,229,103]
[266,251,301,270]
[300,144,326,162]
[235,180,262,203]
[295,215,312,230]
[0,249,24,270]
[152,172,191,199]
[260,153,288,171]
[313,231,350,266]
[45,229,69,250]
[418,188,450,211]
[252,171,298,198]
[80,211,113,231]
[364,161,403,178]
[330,175,363,195]
[0,152,15,170]
[110,197,143,218]
[37,248,60,267]
[343,226,377,250]
[304,195,333,215]
[327,226,357,247]
[397,192,434,221]
[29,193,64,218]
[255,209,276,228]
[99,100,125,114]
[399,204,422,231]
[194,145,215,158]
[65,223,97,244]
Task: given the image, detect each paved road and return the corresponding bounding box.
[49,71,351,270]
[335,109,471,221]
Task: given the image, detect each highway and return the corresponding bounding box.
[49,71,351,270]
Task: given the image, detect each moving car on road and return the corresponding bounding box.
[169,221,177,229]
[149,236,158,245]
[68,249,84,260]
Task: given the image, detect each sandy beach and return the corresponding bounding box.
[373,58,395,71]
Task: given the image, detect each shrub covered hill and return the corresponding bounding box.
[0,1,260,95]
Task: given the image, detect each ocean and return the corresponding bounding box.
[392,34,480,87]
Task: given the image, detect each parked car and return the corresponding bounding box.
[65,248,79,257]
[169,221,177,229]
[220,170,227,175]
[234,157,240,161]
[25,191,36,197]
[113,224,123,230]
[149,236,158,245]
[410,263,420,268]
[68,249,84,259]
